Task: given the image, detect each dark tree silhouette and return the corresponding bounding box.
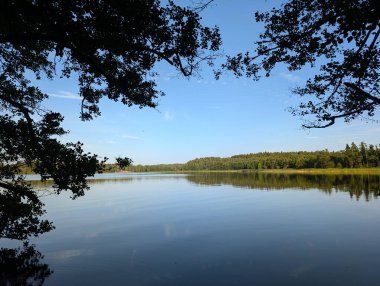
[0,0,221,240]
[116,157,133,169]
[219,0,379,128]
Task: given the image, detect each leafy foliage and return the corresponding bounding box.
[219,0,379,128]
[0,0,221,240]
[116,157,133,169]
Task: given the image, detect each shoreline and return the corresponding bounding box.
[121,168,380,175]
[20,167,380,176]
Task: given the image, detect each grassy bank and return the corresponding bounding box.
[260,168,380,175]
[127,168,380,175]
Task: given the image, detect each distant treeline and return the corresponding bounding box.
[122,142,380,172]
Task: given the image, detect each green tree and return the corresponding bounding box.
[360,142,369,167]
[0,0,221,240]
[315,151,331,168]
[350,142,363,168]
[367,144,379,167]
[344,144,354,168]
[116,157,133,170]
[220,0,379,128]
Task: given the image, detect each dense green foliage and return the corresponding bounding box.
[125,142,380,172]
[220,0,379,128]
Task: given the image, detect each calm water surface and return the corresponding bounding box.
[3,173,380,285]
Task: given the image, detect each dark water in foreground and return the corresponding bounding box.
[3,173,380,285]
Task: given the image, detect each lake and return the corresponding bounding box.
[2,172,380,285]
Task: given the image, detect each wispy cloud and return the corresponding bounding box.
[120,134,141,140]
[196,79,218,85]
[163,73,177,81]
[280,72,301,82]
[197,79,209,84]
[164,111,174,120]
[48,90,81,100]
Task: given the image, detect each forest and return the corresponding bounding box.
[121,142,380,172]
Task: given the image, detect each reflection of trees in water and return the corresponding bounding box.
[186,173,380,201]
[0,181,54,285]
[29,174,186,188]
[1,172,378,285]
[0,189,54,240]
[0,181,55,284]
[0,242,52,286]
[31,173,380,201]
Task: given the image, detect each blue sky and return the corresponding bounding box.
[37,0,380,164]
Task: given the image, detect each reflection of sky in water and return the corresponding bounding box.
[25,172,189,181]
[47,249,95,263]
[5,173,380,285]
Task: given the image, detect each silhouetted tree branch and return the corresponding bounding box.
[0,0,220,240]
[220,0,379,128]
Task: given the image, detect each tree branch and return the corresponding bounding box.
[192,0,215,12]
[0,181,39,204]
[0,32,194,78]
[303,100,375,129]
[344,82,380,104]
[0,93,41,151]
